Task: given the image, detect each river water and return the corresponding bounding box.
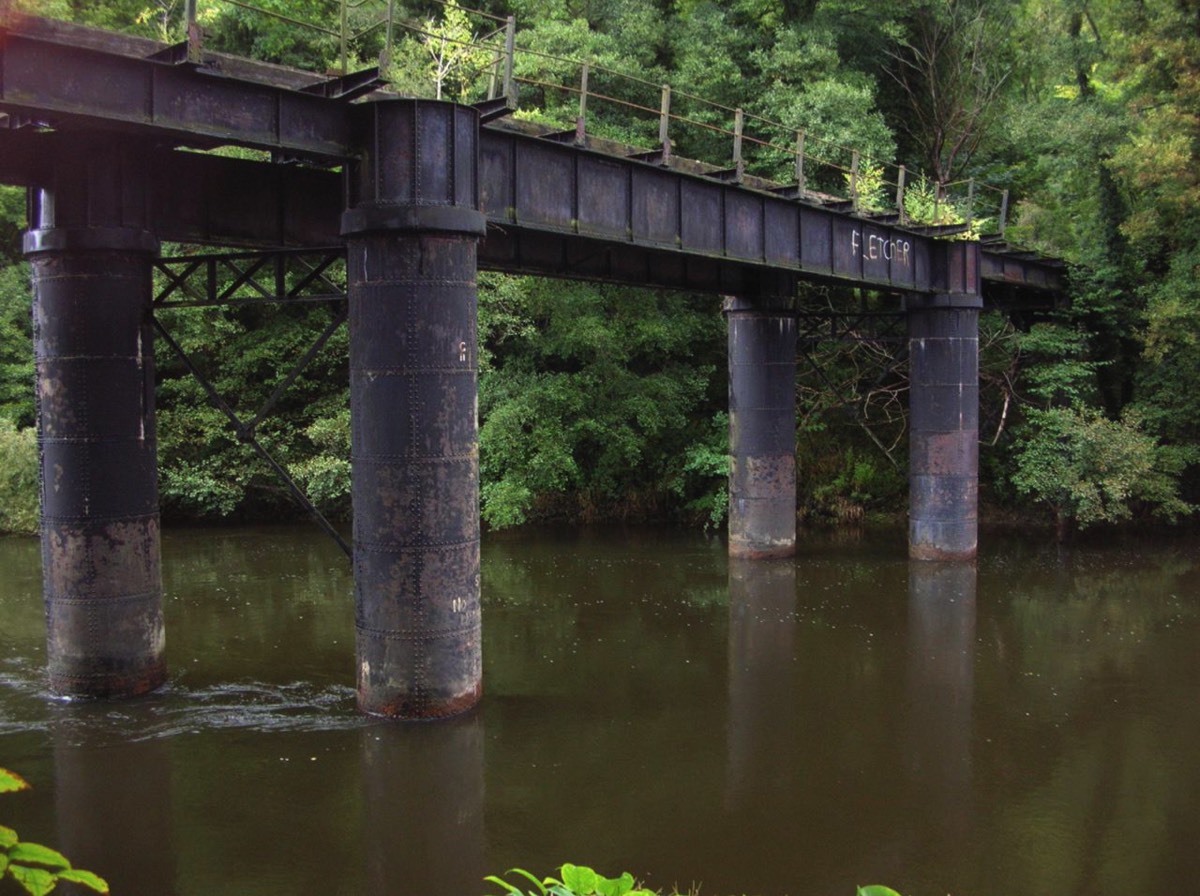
[1,525,1198,896]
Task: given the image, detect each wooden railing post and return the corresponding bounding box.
[503,15,516,105]
[850,149,860,211]
[184,0,202,63]
[576,61,589,142]
[659,84,672,157]
[732,107,744,174]
[795,131,806,195]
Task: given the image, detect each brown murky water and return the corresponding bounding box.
[1,525,1198,896]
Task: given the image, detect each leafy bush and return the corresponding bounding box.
[670,412,730,531]
[484,864,905,896]
[0,420,37,535]
[487,864,654,896]
[847,162,889,213]
[1012,404,1193,537]
[0,259,34,428]
[903,175,961,227]
[811,447,905,523]
[478,277,726,529]
[287,405,352,518]
[1,768,108,895]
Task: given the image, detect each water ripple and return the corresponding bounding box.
[3,676,366,746]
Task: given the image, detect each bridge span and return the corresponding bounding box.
[0,14,1064,718]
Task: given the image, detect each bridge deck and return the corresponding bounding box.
[0,13,1064,303]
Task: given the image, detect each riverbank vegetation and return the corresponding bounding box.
[484,864,903,896]
[1,0,1197,538]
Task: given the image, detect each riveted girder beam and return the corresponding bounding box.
[0,132,1061,306]
[480,126,941,293]
[0,17,357,159]
[0,14,1065,302]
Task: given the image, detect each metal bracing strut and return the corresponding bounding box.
[151,248,352,558]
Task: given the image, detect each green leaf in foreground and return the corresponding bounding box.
[597,871,635,896]
[8,841,70,871]
[508,867,551,895]
[2,767,110,895]
[561,863,598,894]
[57,867,111,893]
[0,769,29,794]
[857,886,903,896]
[484,874,528,896]
[8,864,56,896]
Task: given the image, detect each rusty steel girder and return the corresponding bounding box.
[0,18,356,159]
[0,15,1065,303]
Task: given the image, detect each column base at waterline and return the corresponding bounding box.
[356,632,483,720]
[42,518,167,699]
[908,525,979,563]
[353,538,482,720]
[728,462,798,560]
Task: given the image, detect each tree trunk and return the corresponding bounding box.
[1055,510,1074,544]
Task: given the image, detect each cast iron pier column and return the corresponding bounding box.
[343,100,486,719]
[907,292,981,561]
[24,139,166,698]
[725,296,796,559]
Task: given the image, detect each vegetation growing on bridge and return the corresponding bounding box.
[0,0,1198,538]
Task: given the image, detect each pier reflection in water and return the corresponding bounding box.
[54,728,177,895]
[905,561,976,868]
[361,715,485,894]
[725,558,798,812]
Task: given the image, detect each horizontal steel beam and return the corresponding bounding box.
[981,247,1064,290]
[0,14,1064,299]
[0,17,356,160]
[0,134,1060,302]
[479,126,962,294]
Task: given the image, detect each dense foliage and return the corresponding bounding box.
[484,863,903,896]
[0,0,1197,536]
[1,768,109,895]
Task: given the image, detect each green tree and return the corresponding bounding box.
[748,21,896,184]
[0,263,33,429]
[0,421,37,535]
[382,0,496,101]
[477,277,726,528]
[884,0,1016,185]
[1012,404,1192,539]
[1009,322,1192,538]
[198,0,343,70]
[154,290,350,521]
